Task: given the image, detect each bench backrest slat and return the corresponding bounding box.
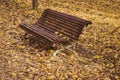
[42,13,82,29]
[36,9,91,41]
[37,20,77,41]
[41,15,80,32]
[44,9,91,25]
[39,17,79,37]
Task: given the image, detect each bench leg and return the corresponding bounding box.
[53,42,89,63]
[53,48,66,56]
[53,43,77,56]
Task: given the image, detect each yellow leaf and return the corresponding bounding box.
[67,38,70,40]
[81,71,85,75]
[118,41,120,45]
[7,42,11,45]
[49,49,54,53]
[72,75,78,79]
[39,57,43,62]
[7,39,16,45]
[68,71,72,75]
[114,54,118,58]
[17,0,22,3]
[17,45,25,49]
[106,63,114,68]
[29,74,33,78]
[14,62,19,66]
[69,53,75,59]
[12,72,16,77]
[58,33,63,37]
[93,55,102,59]
[0,31,3,37]
[115,75,120,79]
[54,32,59,35]
[47,75,55,79]
[56,72,60,76]
[60,77,65,80]
[24,78,29,80]
[62,37,67,39]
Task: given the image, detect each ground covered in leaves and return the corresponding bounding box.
[0,0,120,80]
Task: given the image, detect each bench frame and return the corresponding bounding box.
[19,9,92,48]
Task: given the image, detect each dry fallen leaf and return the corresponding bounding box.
[17,45,25,49]
[0,0,120,80]
[81,71,85,75]
[29,74,33,78]
[24,78,29,80]
[93,55,102,59]
[11,72,16,77]
[49,49,55,53]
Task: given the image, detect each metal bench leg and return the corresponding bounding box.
[53,45,73,56]
[53,43,77,56]
[53,48,66,56]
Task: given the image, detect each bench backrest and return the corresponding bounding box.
[37,9,92,41]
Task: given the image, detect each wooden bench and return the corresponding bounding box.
[19,9,92,47]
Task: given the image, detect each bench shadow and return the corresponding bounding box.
[19,33,93,58]
[20,33,55,51]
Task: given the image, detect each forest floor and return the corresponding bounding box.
[0,0,120,80]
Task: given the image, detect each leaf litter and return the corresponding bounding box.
[0,0,120,80]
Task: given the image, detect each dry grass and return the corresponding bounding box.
[0,0,120,80]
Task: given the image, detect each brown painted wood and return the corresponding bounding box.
[19,9,92,46]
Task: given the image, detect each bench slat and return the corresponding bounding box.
[44,9,91,26]
[42,12,83,29]
[21,22,69,43]
[38,17,79,38]
[20,23,57,43]
[39,22,76,40]
[37,20,78,40]
[20,23,53,45]
[45,9,92,24]
[41,15,80,33]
